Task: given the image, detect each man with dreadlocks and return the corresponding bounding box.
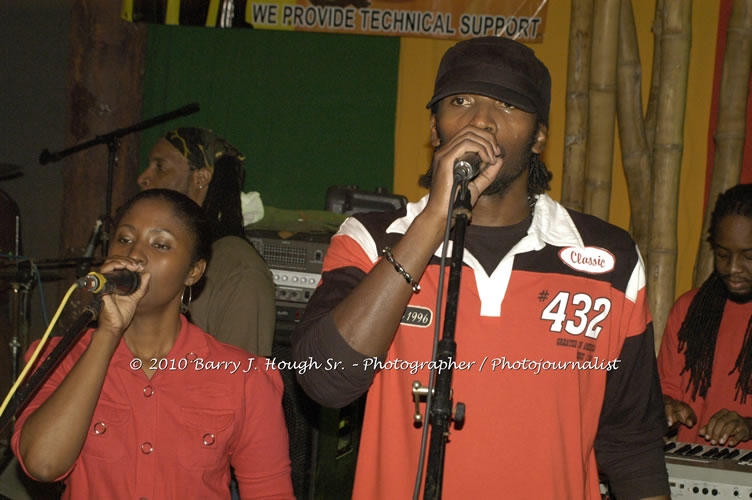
[291,36,669,499]
[137,128,277,356]
[658,183,752,448]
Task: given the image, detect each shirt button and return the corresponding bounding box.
[143,385,153,397]
[93,422,106,435]
[186,352,197,361]
[203,433,216,446]
[141,442,153,454]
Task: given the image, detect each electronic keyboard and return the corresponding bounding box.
[663,440,752,497]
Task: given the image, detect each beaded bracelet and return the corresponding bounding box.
[382,246,420,293]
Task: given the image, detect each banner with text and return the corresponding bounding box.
[122,0,549,42]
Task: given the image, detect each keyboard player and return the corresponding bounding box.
[657,184,752,449]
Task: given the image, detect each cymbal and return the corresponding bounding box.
[0,164,22,181]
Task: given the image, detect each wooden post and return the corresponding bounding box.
[61,0,146,262]
[584,0,620,220]
[615,0,651,256]
[561,0,594,212]
[647,0,692,350]
[644,0,665,162]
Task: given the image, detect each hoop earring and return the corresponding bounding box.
[180,286,192,314]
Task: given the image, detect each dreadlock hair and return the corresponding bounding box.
[707,183,752,247]
[678,183,752,402]
[526,140,552,197]
[201,155,246,242]
[420,102,553,196]
[677,271,728,401]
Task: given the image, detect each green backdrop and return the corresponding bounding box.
[140,25,401,210]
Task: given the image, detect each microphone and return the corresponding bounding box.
[82,219,103,259]
[76,219,103,277]
[77,269,141,296]
[453,152,484,182]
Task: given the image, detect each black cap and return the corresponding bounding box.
[426,36,551,124]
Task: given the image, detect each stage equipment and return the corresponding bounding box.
[245,224,364,500]
[39,102,199,255]
[0,190,21,445]
[665,441,752,497]
[0,287,101,436]
[601,440,752,498]
[246,228,331,323]
[416,176,470,500]
[246,192,410,498]
[325,185,407,215]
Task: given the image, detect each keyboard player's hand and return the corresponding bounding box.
[663,395,697,428]
[700,409,752,447]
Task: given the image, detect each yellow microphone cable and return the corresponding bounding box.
[0,283,78,419]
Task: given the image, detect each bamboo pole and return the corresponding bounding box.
[584,0,620,220]
[615,0,651,256]
[561,0,594,212]
[644,0,664,161]
[693,0,752,286]
[647,0,692,351]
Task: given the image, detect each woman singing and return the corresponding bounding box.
[11,189,293,499]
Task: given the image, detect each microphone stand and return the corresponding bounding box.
[7,261,34,385]
[0,298,103,435]
[76,218,104,278]
[423,180,471,499]
[38,102,200,255]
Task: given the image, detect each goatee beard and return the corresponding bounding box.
[420,134,535,200]
[728,290,752,304]
[481,146,532,198]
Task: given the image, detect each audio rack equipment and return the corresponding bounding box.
[246,228,332,323]
[245,226,364,500]
[245,190,405,499]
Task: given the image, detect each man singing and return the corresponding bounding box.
[293,36,669,499]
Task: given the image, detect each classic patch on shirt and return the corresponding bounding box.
[558,247,615,274]
[400,306,433,328]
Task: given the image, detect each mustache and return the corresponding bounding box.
[718,272,749,281]
[432,141,507,159]
[419,142,507,189]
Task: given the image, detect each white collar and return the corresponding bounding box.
[386,193,584,259]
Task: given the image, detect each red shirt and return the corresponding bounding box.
[658,288,752,448]
[294,195,668,499]
[12,316,294,499]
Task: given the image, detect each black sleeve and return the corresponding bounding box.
[291,266,383,408]
[594,324,670,499]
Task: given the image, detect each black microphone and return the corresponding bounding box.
[453,152,484,182]
[77,269,141,296]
